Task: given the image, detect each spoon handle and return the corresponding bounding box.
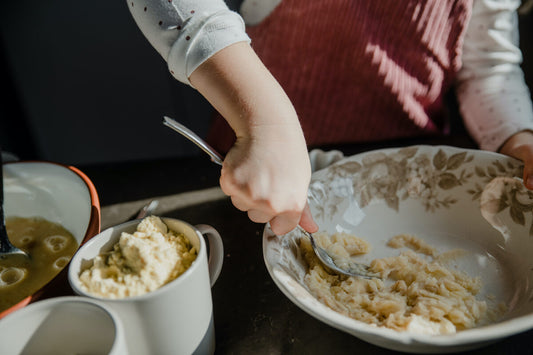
[0,149,21,255]
[0,149,6,226]
[163,116,224,166]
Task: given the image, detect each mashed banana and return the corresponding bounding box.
[303,232,505,334]
[79,216,197,298]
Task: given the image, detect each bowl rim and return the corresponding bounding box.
[0,160,101,319]
[68,217,207,301]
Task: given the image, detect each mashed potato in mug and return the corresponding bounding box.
[79,216,197,298]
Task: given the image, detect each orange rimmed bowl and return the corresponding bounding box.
[0,161,100,319]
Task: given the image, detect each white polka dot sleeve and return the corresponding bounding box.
[127,0,251,85]
[456,0,533,152]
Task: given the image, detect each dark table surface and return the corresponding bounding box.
[47,133,533,355]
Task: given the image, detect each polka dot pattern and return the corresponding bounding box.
[126,0,250,84]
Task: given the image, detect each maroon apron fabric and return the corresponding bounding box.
[207,0,472,153]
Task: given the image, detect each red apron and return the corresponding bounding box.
[207,0,472,153]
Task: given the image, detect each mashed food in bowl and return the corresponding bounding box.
[79,216,197,298]
[302,232,506,335]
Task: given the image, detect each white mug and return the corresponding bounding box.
[68,218,224,355]
[0,296,127,355]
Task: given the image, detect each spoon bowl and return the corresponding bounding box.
[296,226,379,279]
[0,228,28,259]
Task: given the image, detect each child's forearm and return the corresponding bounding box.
[190,42,302,138]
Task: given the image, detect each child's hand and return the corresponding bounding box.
[220,123,317,235]
[499,131,533,189]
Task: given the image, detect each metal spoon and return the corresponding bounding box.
[127,199,160,221]
[296,226,379,278]
[163,116,223,166]
[0,153,28,259]
[162,116,378,278]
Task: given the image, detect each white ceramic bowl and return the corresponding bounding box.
[263,145,533,353]
[0,296,126,355]
[1,161,100,318]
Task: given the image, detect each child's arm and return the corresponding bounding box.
[190,42,317,235]
[456,0,533,188]
[127,0,317,234]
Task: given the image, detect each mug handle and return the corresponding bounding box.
[195,224,224,287]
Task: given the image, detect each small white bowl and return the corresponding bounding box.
[1,161,100,318]
[0,296,126,355]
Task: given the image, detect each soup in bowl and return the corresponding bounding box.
[1,161,100,318]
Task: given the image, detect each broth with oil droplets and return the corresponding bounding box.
[0,217,78,312]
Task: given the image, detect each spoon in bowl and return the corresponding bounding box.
[162,116,379,279]
[0,152,28,259]
[296,226,379,278]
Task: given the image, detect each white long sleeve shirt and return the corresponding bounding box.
[127,0,250,85]
[457,0,533,151]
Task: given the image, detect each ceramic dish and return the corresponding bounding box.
[1,161,101,318]
[0,296,127,355]
[263,145,533,353]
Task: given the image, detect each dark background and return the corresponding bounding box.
[0,0,242,165]
[0,1,532,166]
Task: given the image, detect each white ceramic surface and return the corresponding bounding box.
[0,296,127,355]
[263,145,533,353]
[3,162,97,246]
[68,218,224,355]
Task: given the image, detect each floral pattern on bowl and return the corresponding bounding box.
[263,145,533,353]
